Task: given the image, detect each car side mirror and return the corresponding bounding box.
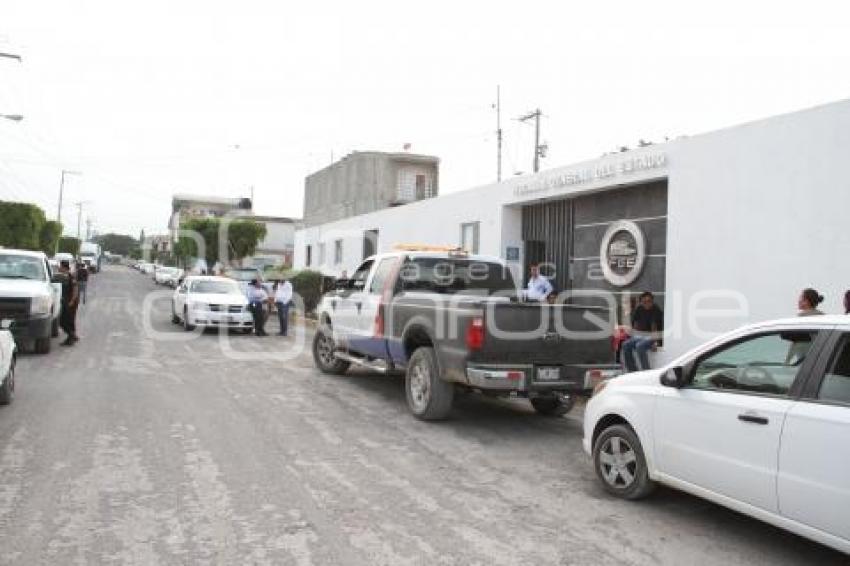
[0,319,11,330]
[51,274,65,284]
[660,366,686,388]
[351,279,366,291]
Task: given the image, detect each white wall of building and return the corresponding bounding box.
[662,99,850,362]
[294,147,668,275]
[256,220,295,254]
[295,98,850,363]
[295,181,511,276]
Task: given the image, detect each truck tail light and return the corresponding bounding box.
[584,368,623,390]
[374,304,385,337]
[466,317,484,351]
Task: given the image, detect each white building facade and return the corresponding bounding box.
[295,99,850,364]
[246,215,298,269]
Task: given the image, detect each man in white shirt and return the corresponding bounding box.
[526,263,553,302]
[274,279,293,336]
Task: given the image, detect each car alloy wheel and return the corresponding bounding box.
[598,435,638,489]
[408,359,431,412]
[316,332,336,366]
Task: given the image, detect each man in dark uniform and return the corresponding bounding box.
[247,279,269,336]
[76,261,89,304]
[57,260,80,346]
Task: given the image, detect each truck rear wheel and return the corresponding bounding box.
[0,360,14,405]
[312,326,349,375]
[405,347,453,421]
[531,395,575,416]
[35,337,51,354]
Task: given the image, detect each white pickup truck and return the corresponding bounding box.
[0,319,16,404]
[0,249,62,354]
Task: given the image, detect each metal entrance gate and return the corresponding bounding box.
[521,199,573,292]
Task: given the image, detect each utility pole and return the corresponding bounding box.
[57,170,81,225]
[518,108,544,173]
[74,201,91,240]
[85,218,93,241]
[495,85,503,182]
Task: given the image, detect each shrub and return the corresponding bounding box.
[289,270,325,314]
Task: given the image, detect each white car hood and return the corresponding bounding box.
[0,278,50,298]
[187,292,247,306]
[609,369,662,390]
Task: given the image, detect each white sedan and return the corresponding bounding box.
[0,320,17,405]
[171,276,254,332]
[155,267,183,287]
[584,315,850,555]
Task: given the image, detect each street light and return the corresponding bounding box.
[1,52,24,123]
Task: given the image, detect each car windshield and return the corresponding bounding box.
[225,270,259,281]
[191,280,239,294]
[0,254,46,281]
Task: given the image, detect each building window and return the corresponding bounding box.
[460,222,480,254]
[318,243,326,266]
[334,239,343,265]
[306,245,312,267]
[363,229,378,259]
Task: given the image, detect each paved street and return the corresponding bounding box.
[0,266,844,565]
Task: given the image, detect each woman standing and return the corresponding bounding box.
[798,288,825,316]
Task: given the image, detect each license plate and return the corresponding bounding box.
[537,367,561,382]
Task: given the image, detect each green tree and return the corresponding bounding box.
[58,236,81,256]
[93,233,139,256]
[176,217,267,268]
[228,219,267,261]
[0,201,47,250]
[39,220,63,255]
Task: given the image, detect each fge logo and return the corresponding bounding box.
[600,220,646,287]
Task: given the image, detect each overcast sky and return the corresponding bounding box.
[1,0,849,238]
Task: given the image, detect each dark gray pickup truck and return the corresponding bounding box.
[313,250,621,420]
